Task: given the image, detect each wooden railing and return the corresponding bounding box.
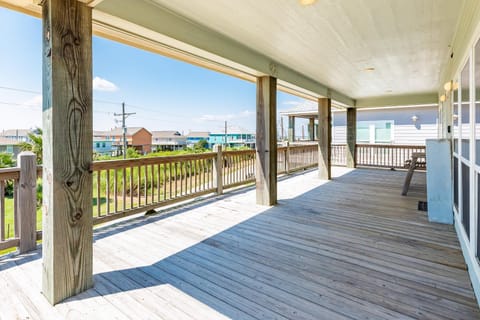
[221,149,256,189]
[331,144,346,166]
[0,168,20,251]
[278,144,318,174]
[0,153,41,252]
[90,153,217,225]
[356,144,426,169]
[0,143,427,253]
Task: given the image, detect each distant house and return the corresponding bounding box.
[151,131,186,151]
[281,104,438,145]
[209,127,255,148]
[186,131,210,147]
[92,137,114,156]
[0,129,32,143]
[94,127,152,154]
[0,137,22,158]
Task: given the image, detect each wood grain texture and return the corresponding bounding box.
[288,116,295,142]
[256,76,277,205]
[0,168,478,319]
[213,145,223,194]
[308,117,315,141]
[346,108,356,168]
[18,152,37,253]
[41,0,93,304]
[318,98,331,179]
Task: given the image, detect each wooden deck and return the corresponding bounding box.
[0,167,478,319]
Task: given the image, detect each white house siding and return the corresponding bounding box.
[393,124,438,145]
[332,126,347,144]
[332,106,438,146]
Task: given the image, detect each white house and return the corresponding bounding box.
[151,131,186,151]
[280,104,438,145]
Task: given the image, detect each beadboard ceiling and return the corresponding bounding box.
[146,0,462,100]
[0,0,465,107]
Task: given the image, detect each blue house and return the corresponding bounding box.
[93,137,115,156]
[186,131,210,147]
[209,128,255,148]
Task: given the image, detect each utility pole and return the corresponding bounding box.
[224,121,228,148]
[280,117,284,141]
[114,102,136,159]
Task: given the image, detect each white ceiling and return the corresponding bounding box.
[146,0,462,100]
[0,0,466,106]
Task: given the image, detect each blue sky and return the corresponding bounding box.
[0,7,311,135]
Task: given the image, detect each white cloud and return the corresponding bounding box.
[199,110,254,122]
[22,94,42,108]
[278,100,316,112]
[93,76,119,92]
[282,100,302,106]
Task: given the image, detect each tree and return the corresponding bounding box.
[0,153,14,197]
[0,153,14,168]
[126,147,141,159]
[19,128,43,164]
[194,139,208,150]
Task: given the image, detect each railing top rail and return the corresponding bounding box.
[0,167,20,180]
[222,150,256,156]
[91,152,217,171]
[356,144,425,148]
[289,144,317,150]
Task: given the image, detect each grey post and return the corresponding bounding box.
[213,144,223,194]
[18,151,37,253]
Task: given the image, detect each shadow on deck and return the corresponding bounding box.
[0,167,478,320]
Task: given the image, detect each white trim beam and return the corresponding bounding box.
[94,0,355,107]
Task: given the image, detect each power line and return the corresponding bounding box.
[0,85,121,106]
[0,86,40,95]
[114,102,136,159]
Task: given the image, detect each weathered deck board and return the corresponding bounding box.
[0,167,478,319]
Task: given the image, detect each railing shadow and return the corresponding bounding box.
[58,169,444,320]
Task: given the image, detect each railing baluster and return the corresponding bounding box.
[13,178,18,238]
[143,165,146,205]
[114,168,118,214]
[130,166,134,209]
[106,169,110,214]
[96,171,101,217]
[121,168,125,211]
[0,181,4,241]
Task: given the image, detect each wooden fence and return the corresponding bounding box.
[356,144,426,169]
[0,143,425,253]
[90,152,217,225]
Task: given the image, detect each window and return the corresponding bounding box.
[102,143,106,148]
[357,122,370,142]
[461,59,471,160]
[357,121,393,144]
[95,142,100,148]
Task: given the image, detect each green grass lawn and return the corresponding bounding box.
[3,197,42,239]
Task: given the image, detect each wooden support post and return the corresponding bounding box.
[213,144,223,195]
[318,98,332,180]
[284,141,290,175]
[41,0,93,305]
[346,107,357,168]
[288,116,295,142]
[256,76,277,205]
[309,118,315,141]
[18,151,37,254]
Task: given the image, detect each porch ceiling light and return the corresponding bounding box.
[364,67,375,72]
[444,80,458,92]
[411,115,418,123]
[439,94,446,102]
[299,0,317,5]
